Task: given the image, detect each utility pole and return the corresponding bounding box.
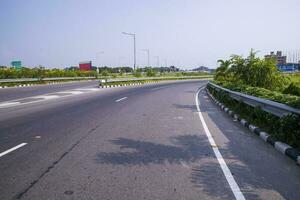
[142,49,150,67]
[163,59,167,68]
[97,51,104,75]
[122,32,136,71]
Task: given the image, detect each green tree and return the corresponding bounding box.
[214,59,232,81]
[215,50,286,90]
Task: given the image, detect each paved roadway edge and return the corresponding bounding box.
[196,86,246,200]
[206,87,300,166]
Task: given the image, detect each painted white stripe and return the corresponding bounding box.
[196,87,245,200]
[151,86,167,91]
[115,97,127,102]
[33,95,59,100]
[0,102,20,108]
[0,143,27,158]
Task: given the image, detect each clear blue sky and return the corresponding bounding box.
[1,0,300,69]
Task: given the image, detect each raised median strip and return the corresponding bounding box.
[206,87,300,166]
[99,76,212,88]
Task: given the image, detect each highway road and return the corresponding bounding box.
[0,80,300,200]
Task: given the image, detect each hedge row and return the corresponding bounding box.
[213,80,300,109]
[0,79,93,87]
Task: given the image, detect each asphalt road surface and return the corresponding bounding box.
[0,80,99,102]
[0,80,299,200]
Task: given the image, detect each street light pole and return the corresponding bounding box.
[122,32,136,71]
[142,49,150,67]
[155,56,160,67]
[97,51,104,75]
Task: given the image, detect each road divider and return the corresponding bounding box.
[99,76,212,88]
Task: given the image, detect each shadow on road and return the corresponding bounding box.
[95,133,276,199]
[95,135,212,166]
[94,88,285,199]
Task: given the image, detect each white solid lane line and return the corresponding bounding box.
[0,143,27,158]
[195,87,245,200]
[115,97,127,102]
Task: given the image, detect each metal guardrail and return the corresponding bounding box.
[208,82,300,117]
[0,77,96,83]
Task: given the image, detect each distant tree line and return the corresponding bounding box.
[0,67,97,79]
[0,65,210,79]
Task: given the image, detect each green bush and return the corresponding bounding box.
[145,68,156,77]
[133,71,142,78]
[213,80,300,108]
[215,50,286,90]
[283,83,300,96]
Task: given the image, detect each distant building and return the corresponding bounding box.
[265,51,287,65]
[79,61,92,71]
[11,61,22,70]
[264,51,300,72]
[277,63,300,72]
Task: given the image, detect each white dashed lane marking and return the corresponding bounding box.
[151,86,168,91]
[115,97,127,102]
[0,143,27,158]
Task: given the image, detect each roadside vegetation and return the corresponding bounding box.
[214,50,300,107]
[0,66,212,87]
[0,66,210,79]
[0,67,97,79]
[209,50,300,149]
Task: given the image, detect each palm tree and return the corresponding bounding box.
[215,59,231,80]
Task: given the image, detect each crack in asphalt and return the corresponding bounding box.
[15,125,100,199]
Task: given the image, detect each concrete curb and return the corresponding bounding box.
[99,81,159,88]
[205,87,300,166]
